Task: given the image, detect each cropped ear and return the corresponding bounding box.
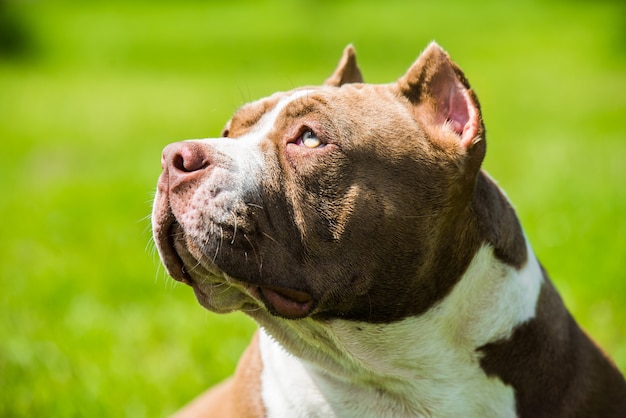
[324,45,364,87]
[398,42,483,150]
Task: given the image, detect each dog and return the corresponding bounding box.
[152,43,626,417]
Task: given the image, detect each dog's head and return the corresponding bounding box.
[152,43,488,322]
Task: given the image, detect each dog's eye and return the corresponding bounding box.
[298,130,323,149]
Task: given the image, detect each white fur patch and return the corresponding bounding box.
[250,89,314,139]
[259,241,544,417]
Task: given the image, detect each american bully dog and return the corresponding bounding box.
[152,43,626,417]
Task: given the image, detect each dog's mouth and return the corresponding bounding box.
[156,216,316,319]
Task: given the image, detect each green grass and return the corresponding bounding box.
[1,0,625,416]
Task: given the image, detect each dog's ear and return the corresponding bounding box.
[398,42,483,151]
[324,45,364,87]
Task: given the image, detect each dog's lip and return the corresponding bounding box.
[156,217,194,286]
[251,285,315,319]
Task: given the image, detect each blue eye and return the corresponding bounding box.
[298,130,323,149]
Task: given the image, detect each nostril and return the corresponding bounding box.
[164,142,210,173]
[179,144,209,172]
[171,153,184,171]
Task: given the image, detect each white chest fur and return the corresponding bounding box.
[257,242,544,418]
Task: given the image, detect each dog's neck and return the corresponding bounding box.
[247,200,545,416]
[241,168,547,416]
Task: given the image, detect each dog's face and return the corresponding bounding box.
[152,44,486,322]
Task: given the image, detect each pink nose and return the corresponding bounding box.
[161,141,211,175]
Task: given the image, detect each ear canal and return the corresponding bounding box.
[324,45,364,87]
[398,42,483,149]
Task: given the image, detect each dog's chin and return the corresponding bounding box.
[191,279,254,314]
[190,276,316,319]
[159,221,318,320]
[189,274,317,319]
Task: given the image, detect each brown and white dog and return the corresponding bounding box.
[152,43,626,417]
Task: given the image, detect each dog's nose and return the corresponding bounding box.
[162,141,211,174]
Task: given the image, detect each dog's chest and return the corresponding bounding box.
[259,327,516,418]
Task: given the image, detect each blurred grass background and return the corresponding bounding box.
[0,0,624,416]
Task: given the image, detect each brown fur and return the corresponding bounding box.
[154,44,626,417]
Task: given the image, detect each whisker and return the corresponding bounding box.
[244,234,261,266]
[212,226,223,263]
[261,231,281,247]
[400,214,438,219]
[138,212,153,224]
[241,304,263,313]
[145,236,156,256]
